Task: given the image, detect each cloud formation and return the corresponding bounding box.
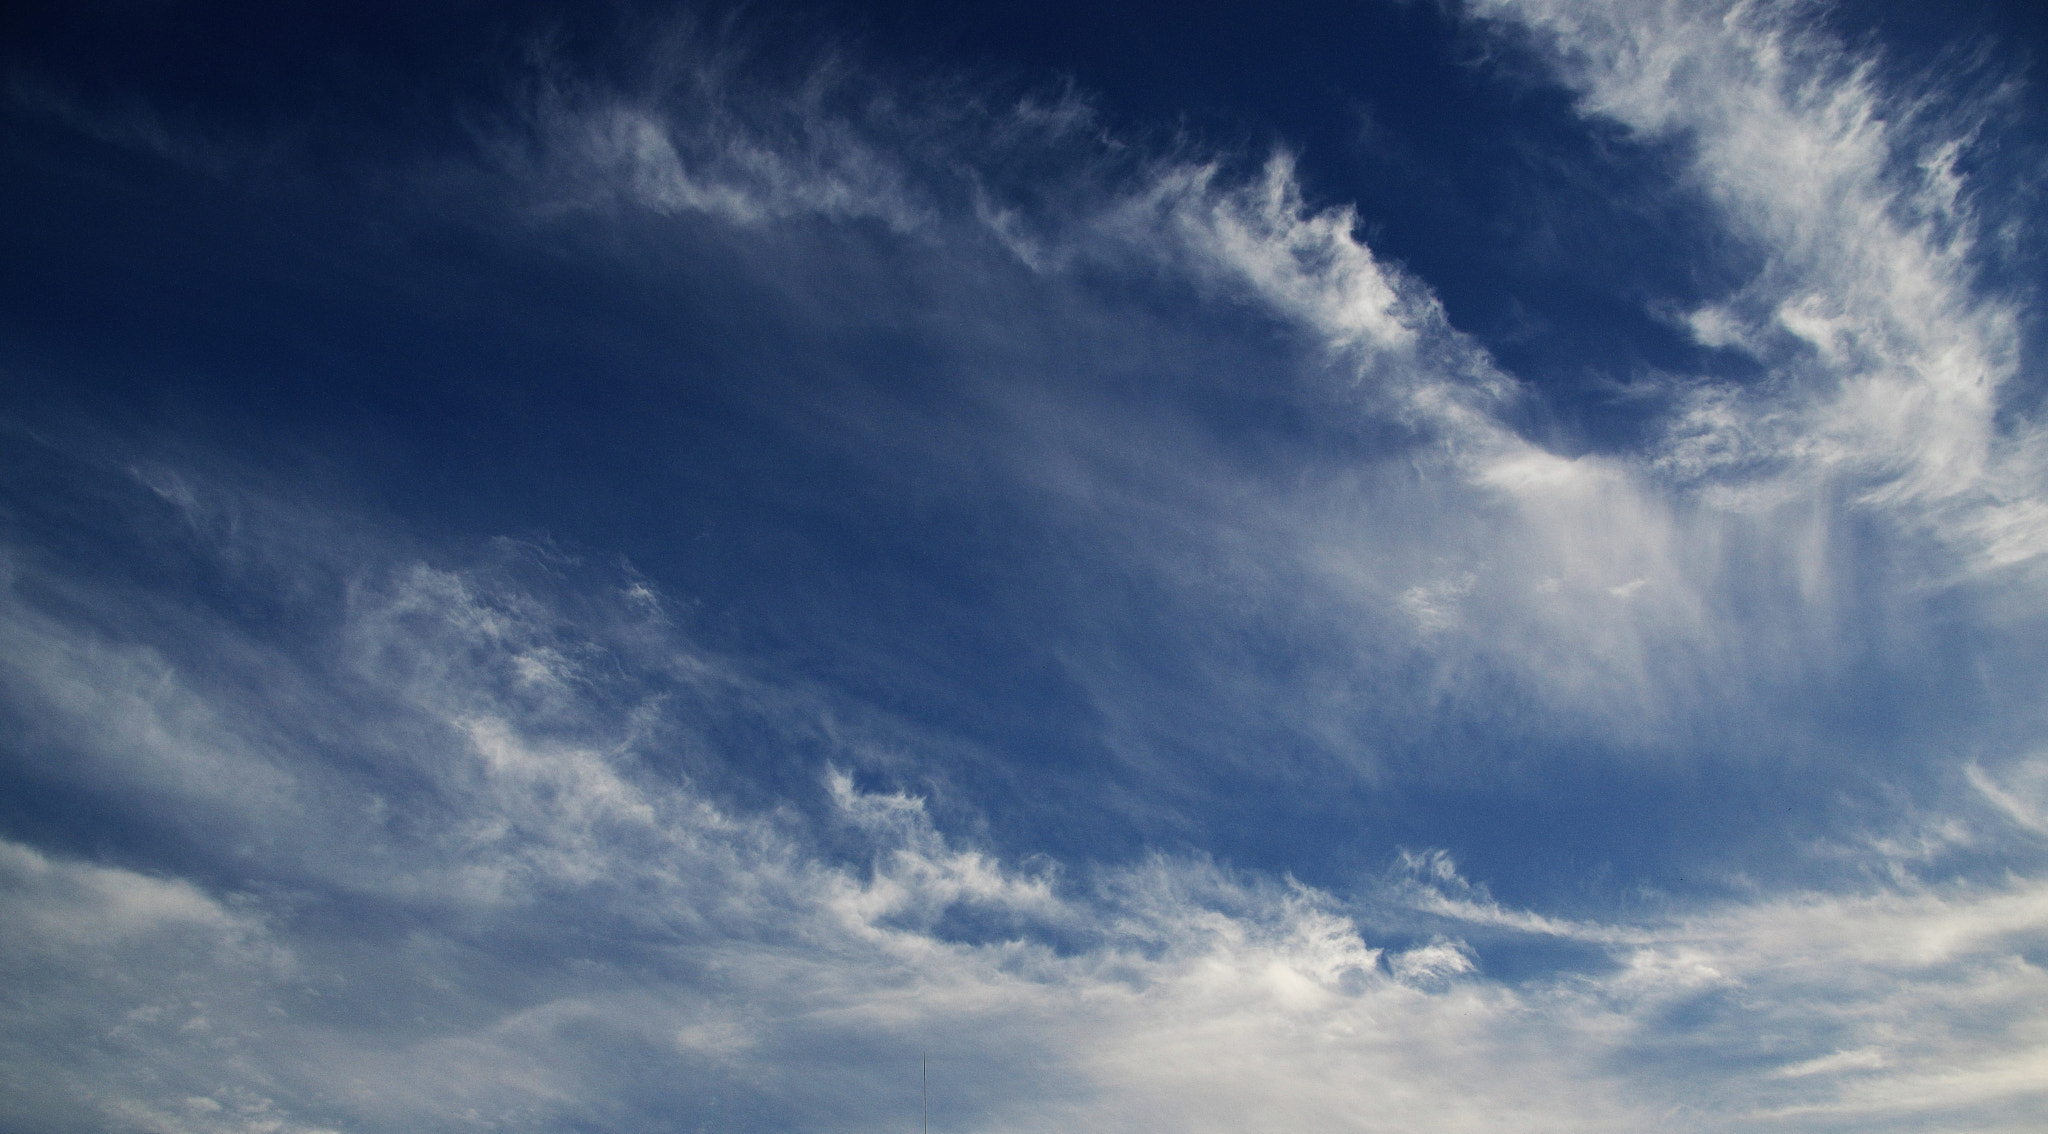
[3,0,2047,1131]
[3,431,2045,1132]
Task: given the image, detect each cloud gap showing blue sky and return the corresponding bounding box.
[4,0,2048,1131]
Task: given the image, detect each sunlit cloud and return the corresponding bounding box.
[3,0,2046,1130]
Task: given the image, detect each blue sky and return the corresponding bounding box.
[4,1,2048,1130]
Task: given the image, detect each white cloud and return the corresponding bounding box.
[1970,756,2048,838]
[1471,0,2045,577]
[3,465,2045,1132]
[6,3,2048,1129]
[0,839,250,946]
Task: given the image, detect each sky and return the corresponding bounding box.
[4,0,2048,1130]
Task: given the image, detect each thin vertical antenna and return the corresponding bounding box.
[922,1050,928,1134]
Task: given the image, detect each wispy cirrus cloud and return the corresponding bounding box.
[2,434,2045,1132]
[1474,0,2046,566]
[3,0,2048,1129]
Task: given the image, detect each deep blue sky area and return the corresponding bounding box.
[5,3,2048,1132]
